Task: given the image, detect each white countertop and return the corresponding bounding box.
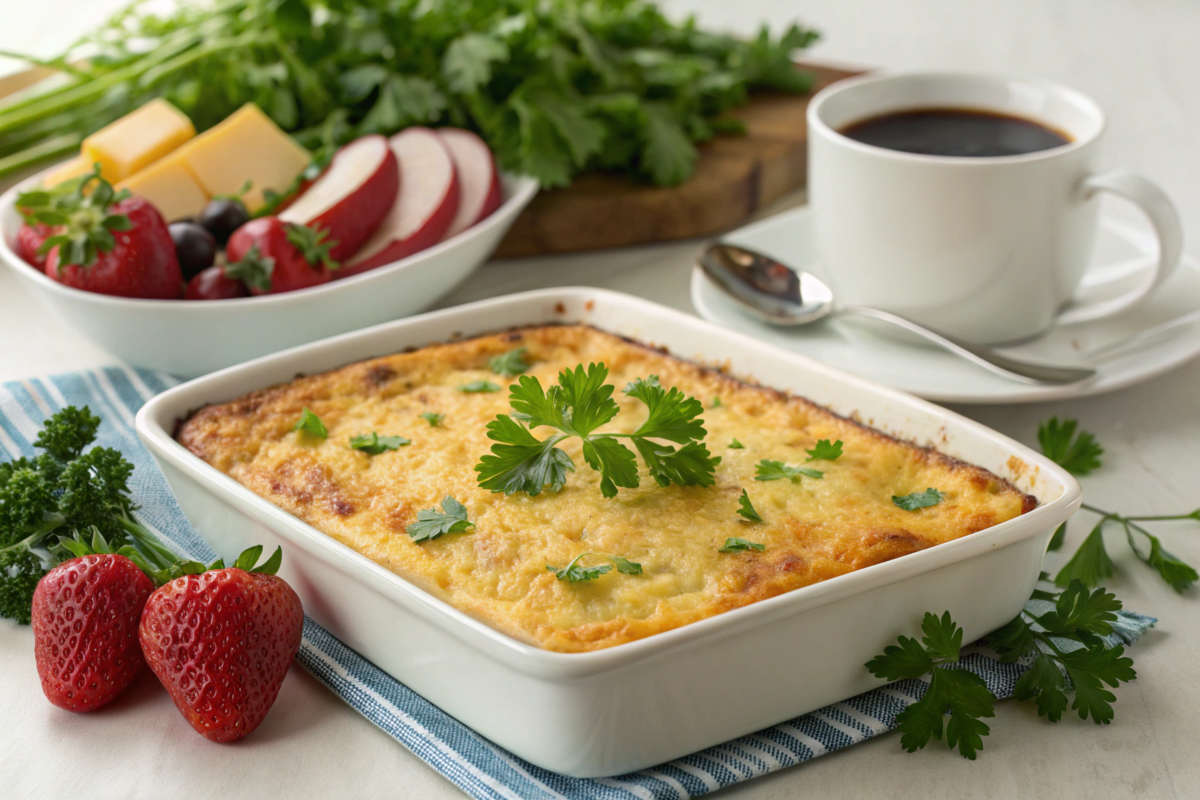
[2,1,1198,797]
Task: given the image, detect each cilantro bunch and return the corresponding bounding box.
[0,0,819,186]
[475,363,719,498]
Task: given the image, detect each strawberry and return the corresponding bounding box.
[139,546,303,742]
[224,217,338,295]
[16,222,55,270]
[28,165,183,299]
[32,551,154,712]
[184,265,251,300]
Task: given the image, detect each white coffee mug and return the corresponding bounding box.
[807,71,1183,344]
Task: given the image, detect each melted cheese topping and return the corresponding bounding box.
[178,326,1034,652]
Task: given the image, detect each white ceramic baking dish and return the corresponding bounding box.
[134,287,1080,777]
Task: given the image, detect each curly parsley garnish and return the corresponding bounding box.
[1039,418,1197,592]
[1038,417,1103,476]
[866,610,995,760]
[736,489,762,522]
[489,347,529,378]
[475,363,720,498]
[754,459,822,482]
[893,488,945,511]
[293,407,327,438]
[420,411,445,427]
[720,537,765,553]
[547,552,642,582]
[406,496,475,543]
[460,380,501,393]
[349,432,410,454]
[805,439,843,462]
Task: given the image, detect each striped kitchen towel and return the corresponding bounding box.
[0,366,1157,800]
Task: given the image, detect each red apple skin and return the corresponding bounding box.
[279,134,399,263]
[337,128,460,279]
[439,128,502,241]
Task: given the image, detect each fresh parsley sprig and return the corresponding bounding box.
[475,364,720,499]
[349,432,410,454]
[893,488,945,511]
[489,348,529,378]
[406,496,475,543]
[720,537,765,553]
[754,460,823,483]
[805,439,843,462]
[1038,418,1197,593]
[460,380,501,393]
[420,412,444,427]
[990,578,1136,725]
[736,489,763,522]
[547,552,642,582]
[294,408,327,438]
[865,611,995,760]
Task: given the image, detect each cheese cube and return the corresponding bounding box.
[42,156,96,187]
[117,155,210,222]
[176,104,310,212]
[81,99,196,182]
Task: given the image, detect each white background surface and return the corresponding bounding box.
[2,1,1199,797]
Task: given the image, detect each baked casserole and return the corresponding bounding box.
[177,325,1035,652]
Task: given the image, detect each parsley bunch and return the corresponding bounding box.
[867,579,1138,759]
[1038,417,1198,592]
[475,363,719,498]
[1,407,159,623]
[0,0,819,186]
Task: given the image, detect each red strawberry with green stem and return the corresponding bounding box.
[225,217,339,295]
[19,164,183,299]
[139,545,303,742]
[32,531,156,712]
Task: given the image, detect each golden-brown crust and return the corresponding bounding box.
[177,325,1036,653]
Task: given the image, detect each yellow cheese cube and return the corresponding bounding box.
[117,155,210,222]
[176,103,310,212]
[81,99,196,182]
[42,156,96,187]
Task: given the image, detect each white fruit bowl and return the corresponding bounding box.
[0,170,539,377]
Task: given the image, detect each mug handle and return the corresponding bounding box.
[1055,169,1184,325]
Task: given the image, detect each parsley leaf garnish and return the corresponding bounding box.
[991,580,1136,725]
[711,396,722,408]
[475,364,719,498]
[736,489,762,522]
[893,488,945,511]
[1038,417,1103,476]
[729,439,744,449]
[405,496,475,543]
[720,537,765,553]
[547,552,642,582]
[293,407,327,438]
[420,412,444,427]
[1036,418,1198,593]
[349,432,410,454]
[460,380,501,393]
[754,460,823,482]
[805,439,843,462]
[866,611,995,759]
[489,347,529,378]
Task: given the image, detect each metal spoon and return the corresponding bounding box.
[697,242,1096,386]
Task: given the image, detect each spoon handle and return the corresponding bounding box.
[840,306,1096,385]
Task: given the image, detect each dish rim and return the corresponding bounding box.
[0,166,539,309]
[135,285,1080,679]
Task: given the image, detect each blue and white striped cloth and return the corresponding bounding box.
[0,366,1157,800]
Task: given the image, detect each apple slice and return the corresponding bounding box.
[438,128,502,241]
[279,134,399,263]
[338,127,459,278]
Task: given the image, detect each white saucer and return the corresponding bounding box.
[691,205,1200,404]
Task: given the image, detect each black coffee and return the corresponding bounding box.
[840,107,1071,157]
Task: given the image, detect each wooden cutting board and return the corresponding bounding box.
[494,63,863,258]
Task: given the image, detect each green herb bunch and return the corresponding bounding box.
[0,0,819,186]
